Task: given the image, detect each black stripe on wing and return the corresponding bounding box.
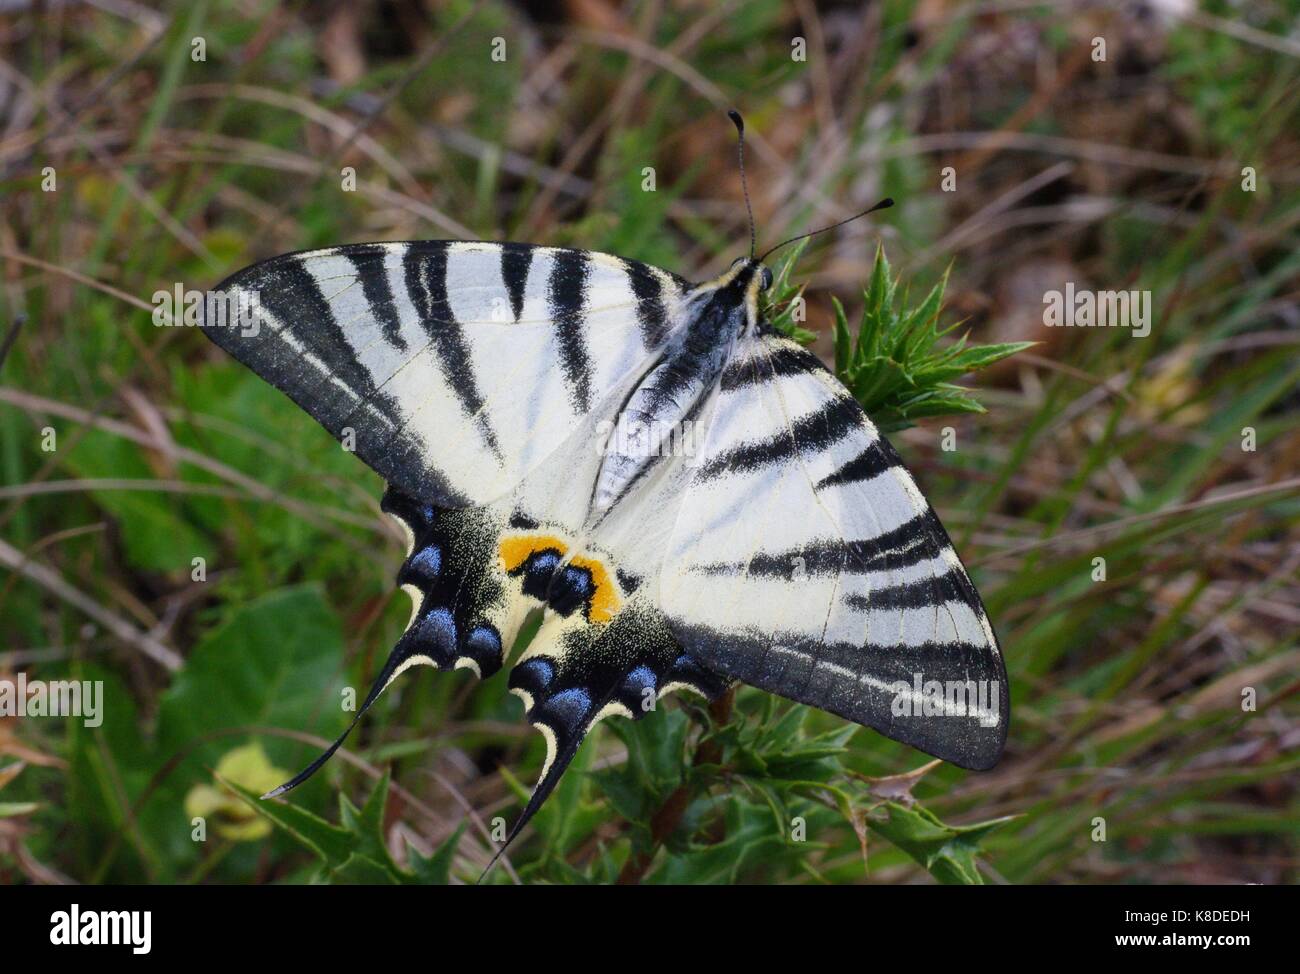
[687,507,951,578]
[402,243,504,462]
[203,249,469,506]
[695,394,866,480]
[720,342,825,391]
[499,243,532,322]
[346,244,408,352]
[844,566,984,612]
[815,441,896,489]
[204,241,688,508]
[260,257,398,424]
[547,250,594,412]
[627,260,671,348]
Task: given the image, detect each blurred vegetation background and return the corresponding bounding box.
[0,0,1297,885]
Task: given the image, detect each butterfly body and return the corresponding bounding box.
[593,258,760,513]
[203,238,1008,854]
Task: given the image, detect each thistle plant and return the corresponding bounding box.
[767,243,1033,430]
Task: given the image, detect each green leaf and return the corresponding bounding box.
[946,340,1036,372]
[223,778,355,867]
[765,242,1025,428]
[824,247,1032,428]
[831,298,852,374]
[409,823,467,885]
[595,710,691,833]
[157,584,347,770]
[762,240,814,340]
[184,743,289,841]
[648,799,785,884]
[225,771,416,885]
[337,768,405,877]
[867,800,1017,885]
[331,853,403,885]
[59,430,216,572]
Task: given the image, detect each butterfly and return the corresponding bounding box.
[201,114,1008,867]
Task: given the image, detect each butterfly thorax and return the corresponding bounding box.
[591,262,763,513]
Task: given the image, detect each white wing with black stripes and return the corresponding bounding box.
[660,335,1007,771]
[207,241,685,508]
[202,240,1007,867]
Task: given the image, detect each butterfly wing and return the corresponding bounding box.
[660,334,1008,770]
[205,241,685,507]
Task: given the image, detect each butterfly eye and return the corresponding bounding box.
[759,266,774,291]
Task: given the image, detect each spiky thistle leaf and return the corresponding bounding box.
[768,244,1033,431]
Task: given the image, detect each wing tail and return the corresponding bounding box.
[261,625,429,798]
[261,562,468,799]
[478,698,595,882]
[480,599,729,880]
[264,488,517,800]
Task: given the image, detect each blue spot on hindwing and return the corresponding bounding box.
[541,687,592,733]
[403,543,441,584]
[623,665,656,695]
[415,607,457,656]
[466,624,502,659]
[514,656,554,690]
[618,665,659,719]
[521,550,562,600]
[549,565,594,616]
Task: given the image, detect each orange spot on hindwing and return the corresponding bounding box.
[498,533,622,625]
[570,556,619,624]
[498,534,568,573]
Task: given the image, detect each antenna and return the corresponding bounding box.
[728,109,756,259]
[758,197,894,263]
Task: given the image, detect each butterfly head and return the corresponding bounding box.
[711,256,772,334]
[688,255,770,340]
[729,256,774,292]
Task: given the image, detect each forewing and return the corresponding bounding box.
[660,335,1008,769]
[204,241,684,507]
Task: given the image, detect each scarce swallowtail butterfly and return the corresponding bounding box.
[202,112,1008,867]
